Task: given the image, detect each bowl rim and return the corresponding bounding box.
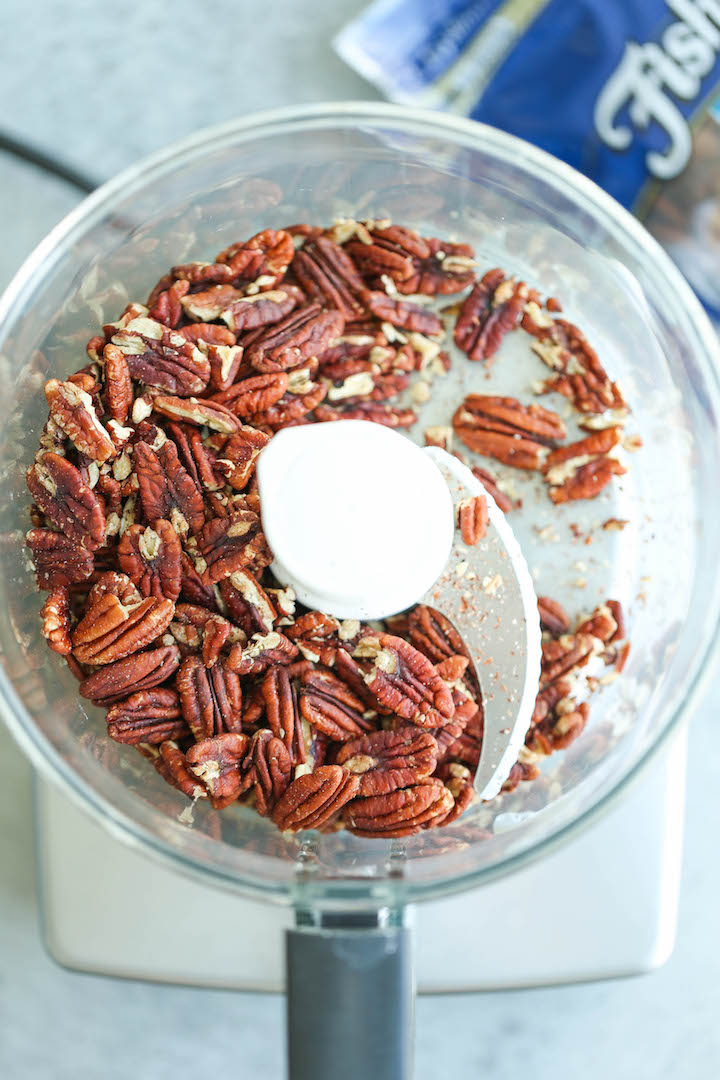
[2,100,720,907]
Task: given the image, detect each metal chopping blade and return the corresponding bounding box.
[421,449,542,801]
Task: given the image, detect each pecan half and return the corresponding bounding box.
[134,439,206,537]
[157,740,207,800]
[471,466,514,513]
[271,765,360,832]
[40,587,72,654]
[87,570,142,608]
[345,777,453,838]
[251,373,327,430]
[219,568,276,635]
[262,665,305,763]
[457,494,488,545]
[26,528,94,589]
[407,606,468,663]
[299,667,374,742]
[292,237,366,318]
[166,422,223,495]
[200,341,245,392]
[366,292,443,336]
[186,732,251,808]
[79,644,181,704]
[244,304,344,374]
[27,453,106,549]
[225,630,299,676]
[345,223,430,283]
[454,270,528,362]
[193,509,261,582]
[151,394,241,435]
[44,379,115,462]
[103,344,133,422]
[118,520,182,601]
[434,762,475,825]
[216,228,295,286]
[355,633,455,727]
[538,596,570,634]
[106,688,186,745]
[529,318,627,415]
[221,285,305,332]
[72,593,175,665]
[213,372,288,419]
[543,427,625,503]
[335,727,438,797]
[111,316,211,396]
[176,655,243,741]
[453,394,565,470]
[243,729,292,816]
[148,277,190,327]
[396,237,476,296]
[286,611,341,666]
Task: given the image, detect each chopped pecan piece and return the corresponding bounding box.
[72,593,175,665]
[111,316,210,396]
[543,427,625,503]
[40,587,72,655]
[106,688,186,745]
[457,494,488,545]
[151,394,241,435]
[292,237,366,318]
[134,439,206,537]
[226,630,298,676]
[272,765,360,832]
[355,633,455,727]
[471,466,514,513]
[221,285,305,332]
[251,373,327,429]
[27,453,106,549]
[44,379,115,463]
[299,667,374,742]
[213,426,270,491]
[243,729,292,816]
[366,292,443,336]
[166,422,223,495]
[453,394,565,469]
[176,655,243,741]
[180,284,246,321]
[118,520,182,601]
[26,528,94,590]
[102,344,133,423]
[335,727,438,797]
[454,270,528,362]
[79,644,181,704]
[286,611,341,666]
[244,304,344,374]
[433,762,475,825]
[345,777,453,838]
[186,732,251,808]
[199,341,245,392]
[148,277,190,327]
[538,596,570,634]
[158,740,207,800]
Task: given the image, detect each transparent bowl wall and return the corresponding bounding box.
[1,104,719,909]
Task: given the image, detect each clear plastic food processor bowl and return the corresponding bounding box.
[1,104,719,1079]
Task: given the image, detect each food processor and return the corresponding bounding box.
[1,104,719,1080]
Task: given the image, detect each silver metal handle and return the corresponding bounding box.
[286,912,414,1080]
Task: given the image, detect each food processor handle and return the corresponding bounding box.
[286,920,414,1080]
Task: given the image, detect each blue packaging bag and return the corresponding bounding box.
[336,0,720,320]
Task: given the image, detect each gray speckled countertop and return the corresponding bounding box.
[1,2,719,1077]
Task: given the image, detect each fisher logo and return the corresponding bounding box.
[594,0,720,178]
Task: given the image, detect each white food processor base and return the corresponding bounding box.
[34,727,686,991]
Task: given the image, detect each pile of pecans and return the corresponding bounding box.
[26,220,631,837]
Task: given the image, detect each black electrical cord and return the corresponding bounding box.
[0,130,99,194]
